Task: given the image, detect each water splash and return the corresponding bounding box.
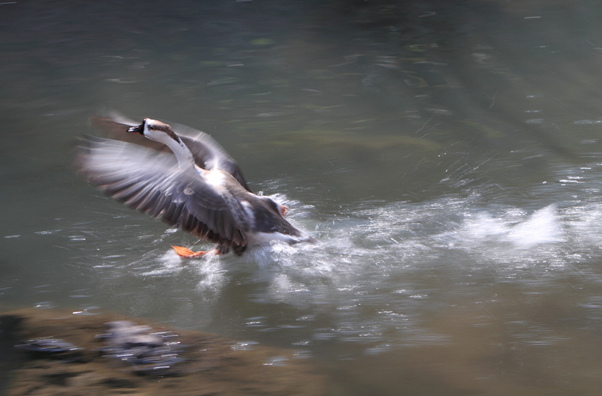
[56,172,602,355]
[438,204,565,249]
[507,205,565,248]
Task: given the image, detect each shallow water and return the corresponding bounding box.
[3,0,602,394]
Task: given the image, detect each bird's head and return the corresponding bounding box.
[263,197,288,217]
[127,118,179,143]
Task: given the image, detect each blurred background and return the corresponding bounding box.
[3,0,602,394]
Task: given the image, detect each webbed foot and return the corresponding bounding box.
[171,245,219,258]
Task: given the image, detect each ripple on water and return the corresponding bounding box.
[66,183,602,356]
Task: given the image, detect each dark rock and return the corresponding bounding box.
[98,320,186,375]
[16,337,82,355]
[1,308,328,395]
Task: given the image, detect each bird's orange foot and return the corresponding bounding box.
[171,245,217,258]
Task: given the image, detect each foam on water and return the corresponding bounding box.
[47,170,602,353]
[135,198,572,294]
[187,193,599,317]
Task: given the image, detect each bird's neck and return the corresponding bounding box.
[147,130,195,169]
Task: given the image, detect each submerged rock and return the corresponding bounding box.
[1,307,329,396]
[98,320,186,374]
[15,337,83,361]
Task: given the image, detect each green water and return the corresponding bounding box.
[3,1,602,394]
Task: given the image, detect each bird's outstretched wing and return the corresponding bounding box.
[90,111,251,192]
[76,136,248,248]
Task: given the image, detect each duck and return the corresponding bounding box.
[77,115,315,257]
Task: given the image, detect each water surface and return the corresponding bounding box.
[3,1,602,394]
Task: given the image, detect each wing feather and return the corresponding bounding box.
[91,113,251,192]
[77,136,248,248]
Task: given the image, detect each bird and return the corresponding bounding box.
[77,114,315,258]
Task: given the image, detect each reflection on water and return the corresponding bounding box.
[3,0,602,394]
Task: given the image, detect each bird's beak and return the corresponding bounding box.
[280,205,288,216]
[127,123,144,134]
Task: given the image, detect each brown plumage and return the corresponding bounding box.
[77,114,314,257]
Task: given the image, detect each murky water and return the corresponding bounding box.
[3,0,602,394]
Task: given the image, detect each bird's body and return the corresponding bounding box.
[77,115,314,257]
